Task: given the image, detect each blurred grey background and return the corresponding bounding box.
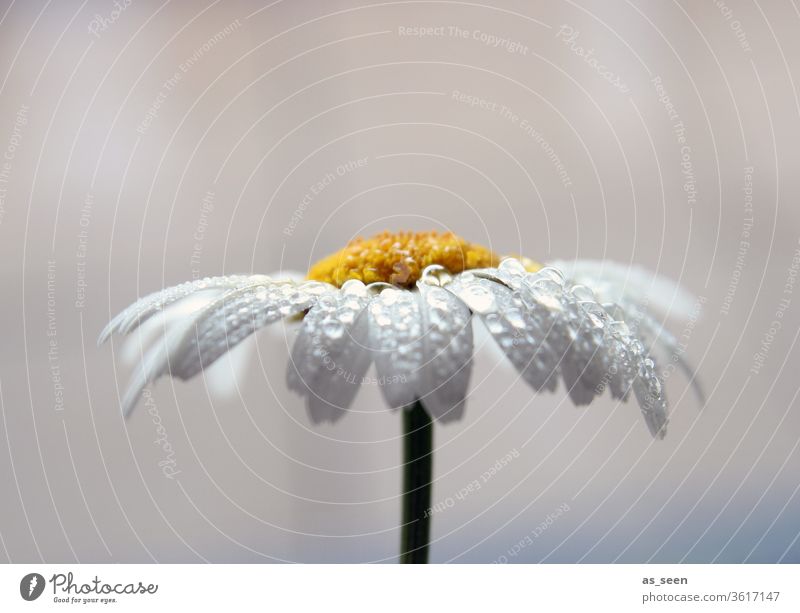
[1,0,799,563]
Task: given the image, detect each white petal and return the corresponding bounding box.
[203,334,257,399]
[98,274,267,344]
[555,260,703,405]
[413,282,473,422]
[454,261,669,437]
[367,288,423,409]
[446,274,558,391]
[625,302,706,405]
[120,279,332,416]
[119,292,223,367]
[286,281,373,423]
[519,267,667,425]
[548,259,695,320]
[632,357,668,438]
[171,281,332,377]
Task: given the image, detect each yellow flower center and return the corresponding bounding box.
[307,231,540,288]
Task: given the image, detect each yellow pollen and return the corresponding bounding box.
[307,231,540,288]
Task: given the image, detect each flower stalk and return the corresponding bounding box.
[400,400,433,563]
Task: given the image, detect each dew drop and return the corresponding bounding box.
[484,313,504,334]
[321,318,345,339]
[459,283,495,314]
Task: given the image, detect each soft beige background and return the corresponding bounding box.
[0,0,799,562]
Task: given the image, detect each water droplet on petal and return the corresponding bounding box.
[420,264,452,286]
[317,295,338,311]
[337,309,355,325]
[525,279,563,310]
[381,288,400,305]
[321,318,345,339]
[426,290,449,310]
[341,280,367,297]
[484,313,504,334]
[304,282,330,295]
[607,320,630,337]
[536,267,565,285]
[499,258,527,276]
[504,307,526,329]
[580,303,607,328]
[459,283,495,314]
[571,284,595,302]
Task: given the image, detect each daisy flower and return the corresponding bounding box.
[100,230,700,563]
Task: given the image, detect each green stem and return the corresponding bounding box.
[400,400,433,564]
